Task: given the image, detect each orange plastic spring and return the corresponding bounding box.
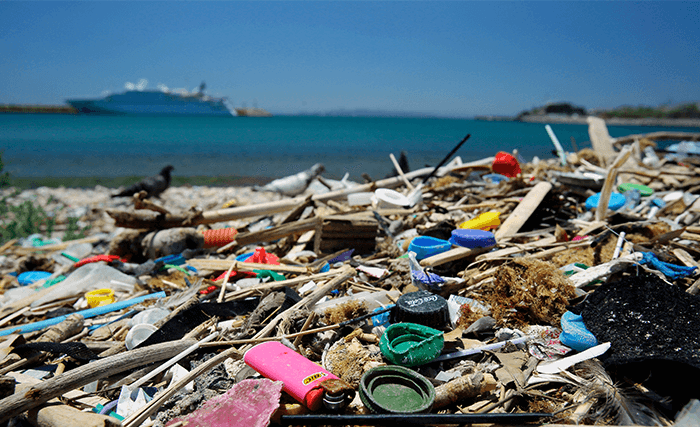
[201,227,238,247]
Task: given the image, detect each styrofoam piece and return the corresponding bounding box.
[536,342,611,374]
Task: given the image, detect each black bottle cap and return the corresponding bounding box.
[391,290,449,330]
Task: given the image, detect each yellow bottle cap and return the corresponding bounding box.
[85,288,115,308]
[459,211,501,231]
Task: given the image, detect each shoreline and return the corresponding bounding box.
[7,175,274,191]
[476,114,700,128]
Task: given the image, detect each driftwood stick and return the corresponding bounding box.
[235,217,321,247]
[595,145,633,222]
[613,131,700,146]
[420,245,494,268]
[224,270,340,302]
[187,259,314,274]
[0,340,197,423]
[109,164,464,229]
[494,182,552,240]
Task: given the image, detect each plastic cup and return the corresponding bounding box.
[125,323,158,350]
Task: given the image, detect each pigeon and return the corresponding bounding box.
[112,165,174,198]
[253,163,325,197]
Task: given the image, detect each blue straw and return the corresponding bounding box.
[0,291,166,337]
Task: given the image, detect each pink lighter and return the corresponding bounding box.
[244,341,353,411]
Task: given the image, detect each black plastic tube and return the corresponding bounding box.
[280,412,551,425]
[420,133,471,185]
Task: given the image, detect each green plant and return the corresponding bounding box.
[64,217,91,241]
[0,199,55,244]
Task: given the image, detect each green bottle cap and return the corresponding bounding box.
[359,365,435,414]
[379,322,444,367]
[618,182,653,197]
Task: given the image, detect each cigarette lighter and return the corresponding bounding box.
[244,341,354,411]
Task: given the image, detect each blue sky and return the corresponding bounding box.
[1,1,698,117]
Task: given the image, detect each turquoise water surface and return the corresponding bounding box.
[1,114,698,180]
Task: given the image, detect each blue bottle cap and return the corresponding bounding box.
[407,236,451,260]
[17,271,52,286]
[448,229,496,249]
[585,192,626,211]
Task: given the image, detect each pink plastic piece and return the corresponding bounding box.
[166,379,283,427]
[244,341,339,411]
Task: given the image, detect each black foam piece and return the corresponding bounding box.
[391,290,449,330]
[579,273,700,411]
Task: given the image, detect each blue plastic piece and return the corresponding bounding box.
[154,253,186,266]
[0,291,166,337]
[371,304,395,327]
[17,271,52,286]
[482,173,509,183]
[236,252,254,262]
[585,192,626,211]
[410,270,445,290]
[449,229,496,249]
[320,262,330,273]
[559,311,598,351]
[639,252,697,280]
[408,236,452,260]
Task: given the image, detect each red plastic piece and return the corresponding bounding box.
[211,247,279,282]
[492,152,522,178]
[73,254,123,268]
[248,247,280,265]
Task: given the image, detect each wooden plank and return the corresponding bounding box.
[494,182,552,240]
[587,116,617,166]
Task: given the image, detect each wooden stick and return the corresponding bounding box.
[494,182,553,240]
[188,259,313,274]
[224,269,340,302]
[595,145,633,222]
[235,217,321,247]
[0,340,198,423]
[613,131,700,146]
[420,245,494,268]
[389,153,415,191]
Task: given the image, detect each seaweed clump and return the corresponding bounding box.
[475,258,576,328]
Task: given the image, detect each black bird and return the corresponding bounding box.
[112,165,174,198]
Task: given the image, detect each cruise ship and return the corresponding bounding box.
[66,80,234,116]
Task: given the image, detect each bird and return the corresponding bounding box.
[112,165,174,198]
[253,163,325,197]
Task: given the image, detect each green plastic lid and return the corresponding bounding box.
[379,322,444,367]
[359,365,435,414]
[618,182,653,197]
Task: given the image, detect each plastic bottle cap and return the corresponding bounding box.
[585,192,626,211]
[492,152,521,177]
[125,323,158,350]
[407,236,452,260]
[448,229,497,249]
[391,290,449,330]
[359,365,435,414]
[459,211,501,230]
[85,288,115,308]
[379,323,444,368]
[618,182,653,197]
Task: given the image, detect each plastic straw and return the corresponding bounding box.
[0,291,166,336]
[431,335,533,362]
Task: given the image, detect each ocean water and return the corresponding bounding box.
[1,114,698,181]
